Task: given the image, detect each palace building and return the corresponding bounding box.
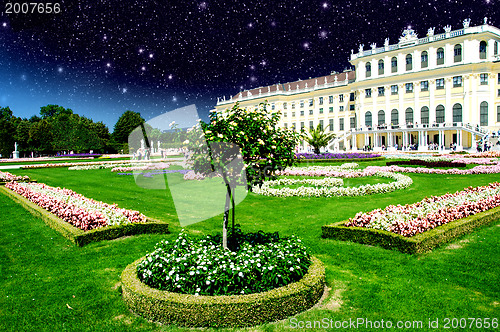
[215,19,500,152]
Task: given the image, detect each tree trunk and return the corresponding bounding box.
[222,182,231,250]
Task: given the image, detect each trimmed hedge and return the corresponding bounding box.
[386,160,466,168]
[297,156,385,163]
[121,256,325,328]
[322,206,500,254]
[0,186,169,246]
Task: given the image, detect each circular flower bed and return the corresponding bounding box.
[122,231,325,327]
[252,165,413,198]
[137,230,311,296]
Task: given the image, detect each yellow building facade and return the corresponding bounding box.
[216,20,500,152]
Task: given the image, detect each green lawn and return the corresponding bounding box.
[1,162,499,331]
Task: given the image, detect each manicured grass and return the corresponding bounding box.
[1,162,499,331]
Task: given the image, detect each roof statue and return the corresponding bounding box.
[384,38,389,47]
[427,27,435,37]
[370,43,377,50]
[358,44,364,53]
[484,17,488,25]
[463,18,471,28]
[399,26,418,44]
[444,25,452,33]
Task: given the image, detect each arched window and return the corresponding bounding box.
[454,44,462,62]
[436,48,444,65]
[366,62,371,77]
[391,109,399,125]
[378,110,385,125]
[406,54,413,71]
[480,101,488,126]
[479,41,487,59]
[421,51,428,68]
[452,103,462,123]
[391,57,398,73]
[421,106,429,124]
[378,59,384,75]
[365,111,372,128]
[405,108,414,124]
[436,105,445,123]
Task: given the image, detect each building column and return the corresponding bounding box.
[457,129,463,150]
[471,133,476,151]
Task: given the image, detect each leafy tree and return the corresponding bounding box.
[303,124,336,154]
[28,119,53,153]
[0,107,15,158]
[40,104,73,119]
[112,110,145,152]
[189,102,301,249]
[15,119,31,152]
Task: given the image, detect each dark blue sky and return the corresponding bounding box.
[0,0,498,130]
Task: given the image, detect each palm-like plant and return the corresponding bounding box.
[303,124,336,154]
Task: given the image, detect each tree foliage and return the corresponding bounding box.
[194,102,301,187]
[112,110,145,144]
[0,104,114,157]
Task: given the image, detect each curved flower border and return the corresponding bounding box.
[252,171,412,198]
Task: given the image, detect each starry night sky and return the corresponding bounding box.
[0,0,498,130]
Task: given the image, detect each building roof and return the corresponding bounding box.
[231,70,356,101]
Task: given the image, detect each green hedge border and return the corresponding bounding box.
[0,186,169,246]
[296,156,385,163]
[322,206,500,254]
[121,256,325,328]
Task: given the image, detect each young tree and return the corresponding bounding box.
[303,124,336,154]
[189,102,301,250]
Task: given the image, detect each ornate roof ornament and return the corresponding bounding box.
[427,27,435,37]
[399,26,418,46]
[370,43,377,50]
[443,25,452,33]
[358,44,364,53]
[484,17,488,25]
[384,38,389,47]
[399,26,418,43]
[463,18,471,28]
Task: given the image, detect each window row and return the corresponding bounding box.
[366,41,492,77]
[363,102,491,127]
[364,74,490,98]
[280,93,357,110]
[284,117,356,132]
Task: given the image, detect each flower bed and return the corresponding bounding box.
[386,160,467,168]
[55,153,102,158]
[1,185,169,246]
[345,183,500,237]
[296,152,382,160]
[111,163,171,172]
[365,164,500,175]
[0,171,30,183]
[5,182,146,231]
[253,171,411,197]
[385,154,497,165]
[117,169,191,177]
[137,231,311,296]
[122,230,325,328]
[322,184,500,254]
[24,159,170,169]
